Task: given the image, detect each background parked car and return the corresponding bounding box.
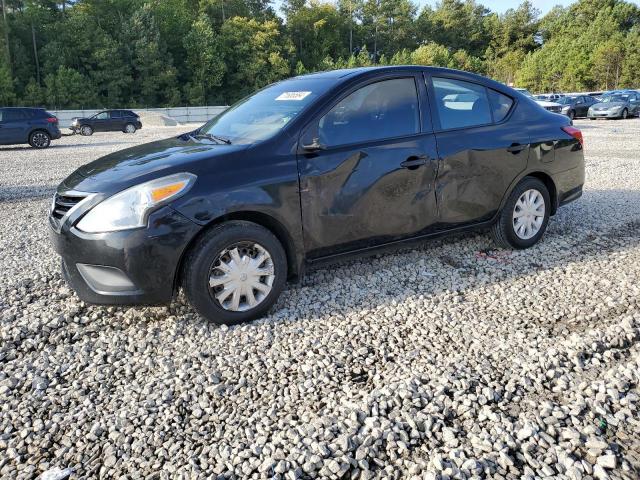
[535,93,565,102]
[0,107,61,148]
[70,110,142,136]
[588,92,640,119]
[515,88,562,113]
[556,95,597,119]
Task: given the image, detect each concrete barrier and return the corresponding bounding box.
[51,106,228,128]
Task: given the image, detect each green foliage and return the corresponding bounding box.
[0,57,15,105]
[1,0,639,109]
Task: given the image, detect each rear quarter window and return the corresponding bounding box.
[488,90,514,123]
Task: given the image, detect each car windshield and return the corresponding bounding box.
[602,95,627,103]
[557,96,578,104]
[197,78,333,144]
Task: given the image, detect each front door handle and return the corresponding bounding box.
[401,155,427,170]
[507,143,528,154]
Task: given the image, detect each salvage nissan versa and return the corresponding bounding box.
[50,66,585,324]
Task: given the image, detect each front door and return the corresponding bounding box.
[92,111,110,131]
[428,76,530,227]
[298,75,439,259]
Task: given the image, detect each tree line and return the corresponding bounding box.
[0,0,639,109]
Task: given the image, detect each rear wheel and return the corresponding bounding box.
[182,221,287,325]
[491,177,550,249]
[80,125,93,136]
[124,123,136,134]
[29,130,51,149]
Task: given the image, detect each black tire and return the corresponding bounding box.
[124,123,137,134]
[491,177,551,249]
[29,130,51,149]
[620,109,628,120]
[567,110,575,120]
[589,117,596,120]
[80,125,93,136]
[182,221,287,325]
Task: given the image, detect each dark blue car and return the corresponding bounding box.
[0,107,62,148]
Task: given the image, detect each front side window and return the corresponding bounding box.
[94,112,109,120]
[433,77,492,129]
[317,78,420,147]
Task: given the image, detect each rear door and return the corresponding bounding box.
[0,109,29,144]
[109,110,124,131]
[427,75,529,227]
[298,74,439,259]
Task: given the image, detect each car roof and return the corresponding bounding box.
[293,65,508,92]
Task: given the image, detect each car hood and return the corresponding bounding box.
[59,136,247,195]
[535,100,561,107]
[591,101,626,108]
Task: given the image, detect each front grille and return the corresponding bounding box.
[50,193,87,228]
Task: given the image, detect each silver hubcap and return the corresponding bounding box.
[32,133,49,147]
[82,127,91,135]
[513,189,545,240]
[209,242,275,312]
[126,125,135,133]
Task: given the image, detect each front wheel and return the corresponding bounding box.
[567,110,575,120]
[491,177,550,249]
[80,125,93,136]
[182,221,287,325]
[621,109,628,120]
[29,130,51,149]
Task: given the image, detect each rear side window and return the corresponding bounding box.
[433,77,492,129]
[318,78,420,147]
[488,89,513,123]
[111,110,122,118]
[3,109,27,121]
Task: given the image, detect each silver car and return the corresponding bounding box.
[588,93,640,119]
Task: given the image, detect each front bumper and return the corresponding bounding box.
[50,206,202,305]
[588,110,623,118]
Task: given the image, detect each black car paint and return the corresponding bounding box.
[0,107,62,146]
[51,66,584,306]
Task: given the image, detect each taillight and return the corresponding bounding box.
[46,117,58,123]
[561,126,583,147]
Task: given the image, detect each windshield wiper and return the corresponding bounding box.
[190,132,232,145]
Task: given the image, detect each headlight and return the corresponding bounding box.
[76,173,196,233]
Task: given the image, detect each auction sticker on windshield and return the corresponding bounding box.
[275,91,312,101]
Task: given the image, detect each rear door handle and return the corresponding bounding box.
[507,143,528,154]
[401,155,427,170]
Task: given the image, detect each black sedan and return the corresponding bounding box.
[556,95,597,119]
[50,67,585,324]
[70,109,142,135]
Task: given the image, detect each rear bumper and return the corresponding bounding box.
[49,206,202,305]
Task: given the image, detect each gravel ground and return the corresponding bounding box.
[1,120,639,480]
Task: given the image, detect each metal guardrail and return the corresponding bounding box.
[51,106,228,128]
